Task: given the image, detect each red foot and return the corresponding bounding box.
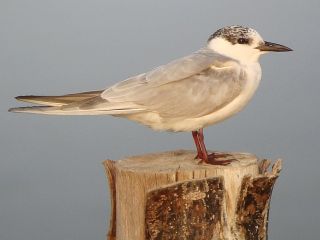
[205,152,237,165]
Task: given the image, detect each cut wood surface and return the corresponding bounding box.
[103,150,281,240]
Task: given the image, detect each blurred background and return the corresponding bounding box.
[1,0,319,239]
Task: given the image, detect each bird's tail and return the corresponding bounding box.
[9,106,62,114]
[14,90,103,106]
[9,90,103,114]
[8,105,114,115]
[9,90,144,115]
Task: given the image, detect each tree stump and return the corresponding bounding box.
[103,150,282,240]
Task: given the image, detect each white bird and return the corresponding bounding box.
[9,26,292,165]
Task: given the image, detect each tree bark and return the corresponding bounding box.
[103,150,281,240]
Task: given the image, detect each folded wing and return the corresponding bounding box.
[100,48,243,118]
[10,48,243,118]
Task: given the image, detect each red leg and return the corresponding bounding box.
[196,129,235,165]
[197,129,208,163]
[192,131,203,160]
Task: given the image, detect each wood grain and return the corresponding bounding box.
[103,150,281,240]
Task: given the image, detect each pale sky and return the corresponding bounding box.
[1,1,319,239]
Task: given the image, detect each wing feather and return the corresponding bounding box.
[98,48,243,118]
[135,66,244,118]
[101,48,232,102]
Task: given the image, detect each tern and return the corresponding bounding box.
[9,26,292,165]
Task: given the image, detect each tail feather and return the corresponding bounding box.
[15,90,103,106]
[10,90,145,115]
[9,106,61,114]
[9,105,144,115]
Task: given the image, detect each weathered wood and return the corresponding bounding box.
[103,160,117,240]
[146,177,224,240]
[103,150,281,240]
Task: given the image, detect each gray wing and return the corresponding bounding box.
[101,48,232,101]
[131,66,244,118]
[56,48,243,117]
[97,48,244,118]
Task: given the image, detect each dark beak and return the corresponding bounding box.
[256,41,293,52]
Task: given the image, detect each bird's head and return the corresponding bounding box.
[207,25,292,64]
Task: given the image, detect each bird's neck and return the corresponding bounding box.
[207,38,262,65]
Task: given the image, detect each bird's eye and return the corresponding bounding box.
[237,38,249,44]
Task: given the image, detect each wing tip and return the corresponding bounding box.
[15,95,38,101]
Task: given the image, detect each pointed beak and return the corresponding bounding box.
[256,41,293,52]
